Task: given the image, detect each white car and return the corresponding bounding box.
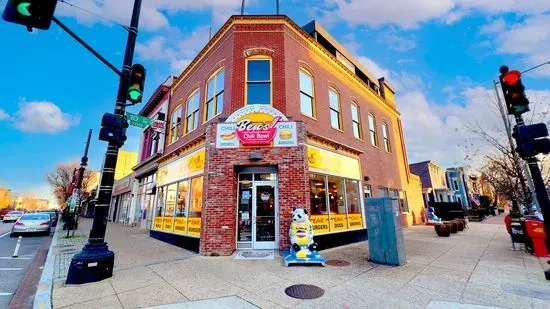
[3,211,24,223]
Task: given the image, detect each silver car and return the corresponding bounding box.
[11,213,52,237]
[3,211,24,223]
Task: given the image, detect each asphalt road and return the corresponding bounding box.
[0,222,52,309]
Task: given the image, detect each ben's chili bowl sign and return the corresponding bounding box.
[216,105,297,149]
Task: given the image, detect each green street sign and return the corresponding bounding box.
[125,112,152,128]
[17,2,31,17]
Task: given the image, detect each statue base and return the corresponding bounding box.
[283,247,325,267]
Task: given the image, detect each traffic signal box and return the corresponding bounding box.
[2,0,57,30]
[128,64,146,103]
[499,67,530,116]
[512,123,550,159]
[99,113,128,147]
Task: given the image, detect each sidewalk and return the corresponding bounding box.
[51,219,550,309]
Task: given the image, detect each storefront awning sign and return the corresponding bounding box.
[216,105,297,148]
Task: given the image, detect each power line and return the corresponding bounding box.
[57,0,130,31]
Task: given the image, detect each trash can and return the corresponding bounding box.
[510,219,525,244]
[525,220,550,257]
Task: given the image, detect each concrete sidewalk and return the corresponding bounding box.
[51,219,550,309]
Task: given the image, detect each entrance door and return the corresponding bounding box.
[252,183,278,249]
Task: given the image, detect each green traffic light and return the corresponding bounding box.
[128,86,142,102]
[17,2,31,16]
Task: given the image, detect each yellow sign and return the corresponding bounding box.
[348,213,363,229]
[174,217,188,234]
[114,150,137,180]
[163,217,174,231]
[187,217,201,236]
[307,145,360,180]
[310,215,330,234]
[330,214,348,231]
[153,217,163,230]
[157,148,205,186]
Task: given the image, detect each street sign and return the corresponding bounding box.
[125,112,152,128]
[151,119,166,133]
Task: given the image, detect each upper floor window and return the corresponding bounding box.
[169,105,182,144]
[246,58,271,105]
[382,122,391,152]
[351,103,362,139]
[299,69,315,117]
[185,90,200,134]
[205,69,224,121]
[368,113,378,147]
[329,88,342,130]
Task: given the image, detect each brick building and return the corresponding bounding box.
[146,15,420,256]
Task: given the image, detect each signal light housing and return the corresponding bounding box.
[499,66,530,116]
[127,64,146,103]
[2,0,58,31]
[99,113,128,147]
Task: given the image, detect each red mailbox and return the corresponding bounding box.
[525,220,550,257]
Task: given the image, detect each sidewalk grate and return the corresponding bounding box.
[325,259,351,267]
[284,284,324,299]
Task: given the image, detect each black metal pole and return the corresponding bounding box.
[66,0,142,285]
[241,0,245,15]
[276,0,279,15]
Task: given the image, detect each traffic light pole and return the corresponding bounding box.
[66,0,142,284]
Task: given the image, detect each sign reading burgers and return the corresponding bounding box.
[216,105,297,149]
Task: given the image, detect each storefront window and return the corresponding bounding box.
[153,186,165,230]
[174,180,189,234]
[187,176,203,236]
[254,173,276,181]
[163,183,176,232]
[346,180,362,229]
[309,174,329,234]
[327,176,347,231]
[238,182,253,242]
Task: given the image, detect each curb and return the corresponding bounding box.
[33,222,61,309]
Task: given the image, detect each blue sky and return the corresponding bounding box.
[0,0,549,203]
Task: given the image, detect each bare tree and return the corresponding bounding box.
[46,162,98,208]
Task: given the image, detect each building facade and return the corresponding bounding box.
[130,77,173,229]
[109,172,135,224]
[410,160,453,206]
[446,167,470,210]
[147,15,419,256]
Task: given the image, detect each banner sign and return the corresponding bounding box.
[216,105,297,148]
[126,111,152,128]
[151,120,166,133]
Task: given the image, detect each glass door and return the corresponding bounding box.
[253,183,278,249]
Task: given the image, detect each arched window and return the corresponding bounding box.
[328,88,342,130]
[299,68,315,117]
[368,113,378,147]
[350,102,362,139]
[246,56,272,105]
[205,68,225,121]
[185,90,200,134]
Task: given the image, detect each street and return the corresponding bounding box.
[0,222,52,309]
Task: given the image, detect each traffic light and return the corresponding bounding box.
[512,123,550,158]
[499,66,530,116]
[2,0,58,30]
[127,64,146,103]
[99,113,128,147]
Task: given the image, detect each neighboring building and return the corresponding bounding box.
[446,167,470,210]
[404,174,425,226]
[115,150,138,180]
[129,76,173,229]
[148,15,418,256]
[409,160,453,206]
[109,172,135,224]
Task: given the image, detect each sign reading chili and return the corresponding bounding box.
[216,105,297,148]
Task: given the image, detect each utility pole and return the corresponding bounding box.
[66,0,142,284]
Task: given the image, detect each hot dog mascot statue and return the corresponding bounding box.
[284,208,325,266]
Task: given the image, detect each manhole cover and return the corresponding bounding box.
[285,284,324,299]
[325,259,351,267]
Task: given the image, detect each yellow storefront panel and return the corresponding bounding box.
[173,217,188,234]
[310,215,330,234]
[153,217,163,230]
[330,214,348,232]
[187,217,201,236]
[157,148,205,186]
[307,145,360,180]
[163,217,174,232]
[348,213,363,229]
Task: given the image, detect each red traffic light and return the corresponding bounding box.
[502,70,521,85]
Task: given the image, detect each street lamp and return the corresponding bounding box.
[492,61,550,212]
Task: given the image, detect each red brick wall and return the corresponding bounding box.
[200,122,309,256]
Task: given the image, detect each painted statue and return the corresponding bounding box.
[284,208,325,266]
[427,206,442,224]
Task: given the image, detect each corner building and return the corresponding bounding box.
[150,16,417,256]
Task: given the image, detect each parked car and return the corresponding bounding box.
[37,210,59,227]
[0,208,15,217]
[10,213,52,237]
[3,211,24,223]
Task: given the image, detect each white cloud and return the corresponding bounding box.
[323,0,550,29]
[357,56,390,79]
[11,100,80,134]
[0,109,9,120]
[381,34,417,52]
[56,0,242,31]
